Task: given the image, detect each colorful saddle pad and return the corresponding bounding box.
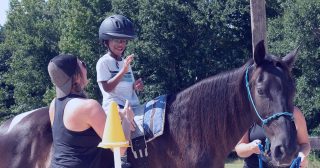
[142,95,166,142]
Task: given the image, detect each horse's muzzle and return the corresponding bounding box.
[272,143,299,166]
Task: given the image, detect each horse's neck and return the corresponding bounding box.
[170,66,256,152]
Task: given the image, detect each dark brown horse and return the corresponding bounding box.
[0,107,53,168]
[0,41,299,168]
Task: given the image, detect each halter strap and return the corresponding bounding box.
[245,65,293,125]
[246,65,299,167]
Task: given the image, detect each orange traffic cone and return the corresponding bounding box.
[98,101,129,149]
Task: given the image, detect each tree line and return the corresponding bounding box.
[0,0,319,135]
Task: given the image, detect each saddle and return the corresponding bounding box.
[130,95,167,168]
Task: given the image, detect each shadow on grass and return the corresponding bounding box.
[225,151,243,168]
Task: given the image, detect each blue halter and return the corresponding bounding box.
[245,65,300,168]
[245,65,293,125]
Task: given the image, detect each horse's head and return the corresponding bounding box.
[247,40,298,166]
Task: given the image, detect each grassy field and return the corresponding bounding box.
[225,159,243,168]
[225,152,320,168]
[308,151,320,168]
[225,159,320,168]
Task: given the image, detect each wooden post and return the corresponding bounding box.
[250,0,267,54]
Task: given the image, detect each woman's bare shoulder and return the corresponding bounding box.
[73,98,104,115]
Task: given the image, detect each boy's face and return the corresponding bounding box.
[108,39,128,57]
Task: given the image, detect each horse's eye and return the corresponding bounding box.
[257,88,264,95]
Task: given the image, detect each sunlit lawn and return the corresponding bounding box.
[225,152,320,168]
[225,159,243,168]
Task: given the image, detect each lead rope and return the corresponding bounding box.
[258,142,301,168]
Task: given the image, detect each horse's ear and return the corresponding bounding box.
[253,40,266,66]
[282,46,299,70]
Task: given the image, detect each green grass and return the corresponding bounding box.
[308,151,320,168]
[225,159,243,168]
[225,153,320,168]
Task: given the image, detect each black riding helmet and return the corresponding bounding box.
[99,14,137,42]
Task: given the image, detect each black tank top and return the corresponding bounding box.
[243,124,289,168]
[50,94,113,168]
[243,123,266,168]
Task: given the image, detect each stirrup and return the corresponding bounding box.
[131,136,148,158]
[131,136,149,168]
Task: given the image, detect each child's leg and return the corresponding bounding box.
[120,147,132,168]
[120,147,127,156]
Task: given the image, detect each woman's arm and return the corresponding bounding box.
[235,131,261,158]
[293,106,311,168]
[84,99,107,138]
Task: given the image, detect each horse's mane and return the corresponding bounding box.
[166,59,255,153]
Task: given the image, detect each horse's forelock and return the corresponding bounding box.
[262,55,296,103]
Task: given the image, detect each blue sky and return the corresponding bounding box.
[0,0,9,26]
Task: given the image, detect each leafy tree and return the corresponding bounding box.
[1,0,59,113]
[0,26,15,122]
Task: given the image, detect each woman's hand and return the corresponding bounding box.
[124,106,136,131]
[250,139,262,154]
[120,106,135,140]
[298,152,308,168]
[119,100,136,131]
